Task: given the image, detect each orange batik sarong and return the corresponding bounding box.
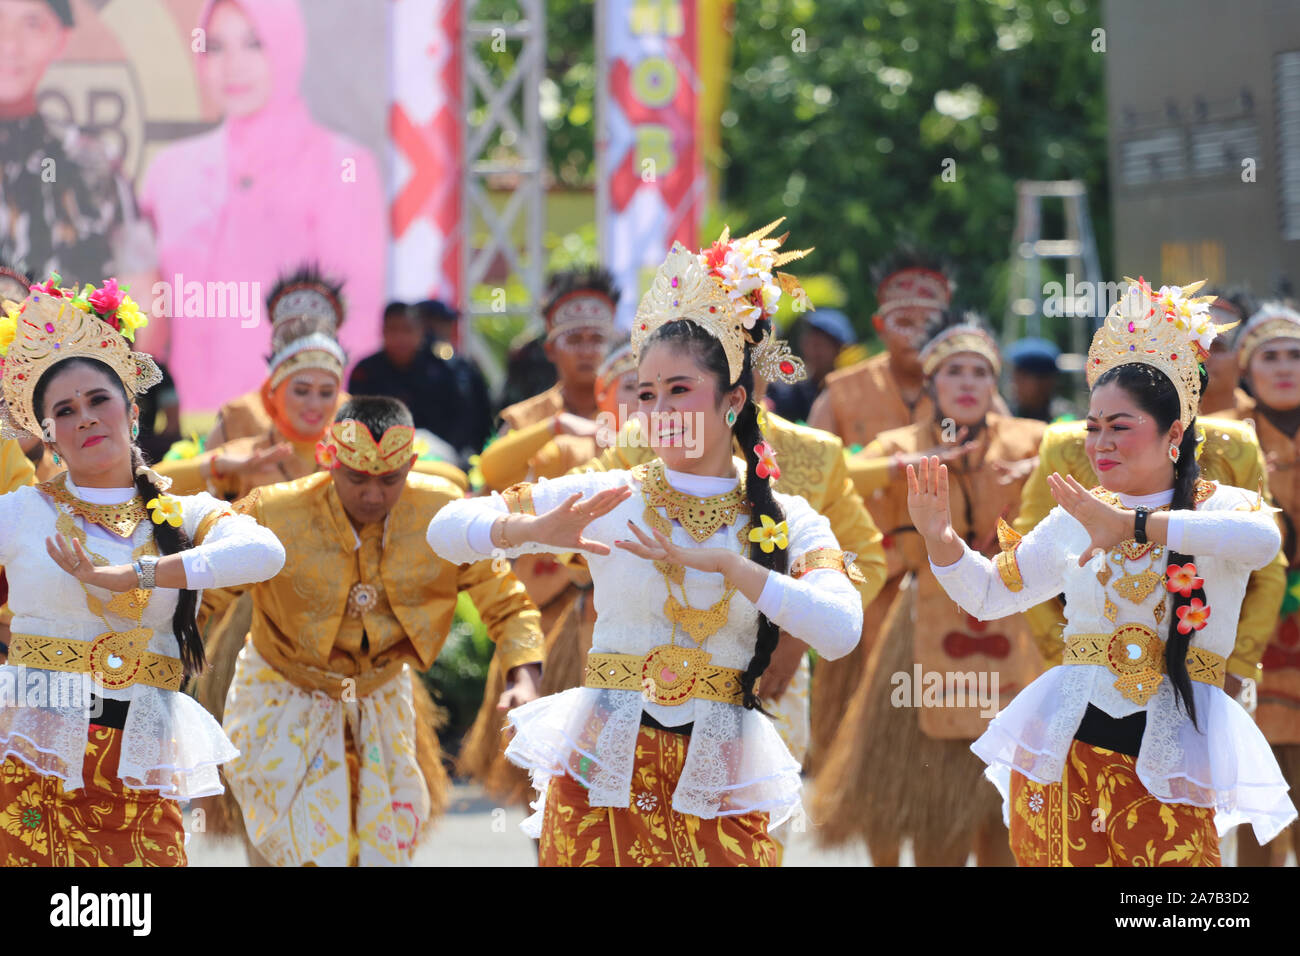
[1009,739,1220,867]
[539,726,781,867]
[0,726,187,867]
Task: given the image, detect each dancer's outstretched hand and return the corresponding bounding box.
[906,456,964,567]
[522,486,633,555]
[614,519,732,575]
[1046,471,1130,567]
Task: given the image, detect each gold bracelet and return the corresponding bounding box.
[496,514,514,549]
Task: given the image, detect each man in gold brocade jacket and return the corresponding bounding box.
[216,398,544,866]
[1014,416,1285,691]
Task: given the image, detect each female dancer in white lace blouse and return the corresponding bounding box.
[428,233,864,866]
[0,278,285,866]
[908,277,1296,865]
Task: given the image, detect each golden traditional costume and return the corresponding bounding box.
[430,227,866,866]
[0,278,287,866]
[943,279,1296,865]
[217,427,543,866]
[812,324,1046,864]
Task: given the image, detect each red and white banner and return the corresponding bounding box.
[597,0,704,330]
[389,0,463,309]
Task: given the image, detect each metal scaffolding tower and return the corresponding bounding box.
[461,0,546,388]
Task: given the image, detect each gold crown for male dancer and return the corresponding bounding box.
[0,278,161,440]
[1086,277,1236,428]
[632,220,813,386]
[316,420,416,475]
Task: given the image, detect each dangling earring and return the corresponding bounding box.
[725,407,737,428]
[1169,443,1180,463]
[131,419,140,441]
[51,449,59,466]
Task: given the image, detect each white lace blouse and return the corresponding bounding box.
[0,478,286,798]
[931,480,1297,843]
[426,462,863,831]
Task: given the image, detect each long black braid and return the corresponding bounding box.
[34,357,206,676]
[1094,362,1206,729]
[642,318,787,713]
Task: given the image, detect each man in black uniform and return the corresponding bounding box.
[348,301,491,466]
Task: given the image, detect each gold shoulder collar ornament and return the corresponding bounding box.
[37,471,148,538]
[633,460,748,542]
[1086,277,1238,429]
[631,220,814,387]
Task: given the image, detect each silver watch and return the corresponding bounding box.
[134,555,159,590]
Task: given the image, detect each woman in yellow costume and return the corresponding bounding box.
[0,276,285,865]
[158,268,350,499]
[1220,302,1300,864]
[813,315,1045,865]
[429,228,865,866]
[912,278,1295,865]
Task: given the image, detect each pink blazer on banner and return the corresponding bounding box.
[140,0,384,413]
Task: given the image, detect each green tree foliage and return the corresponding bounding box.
[721,0,1110,338]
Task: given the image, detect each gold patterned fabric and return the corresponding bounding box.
[0,729,186,867]
[1064,628,1227,705]
[584,651,747,705]
[1010,740,1220,867]
[1013,416,1285,680]
[790,547,867,584]
[8,632,183,692]
[222,641,427,867]
[538,726,779,867]
[222,471,543,687]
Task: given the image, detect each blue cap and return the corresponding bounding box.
[1006,337,1060,374]
[803,308,855,346]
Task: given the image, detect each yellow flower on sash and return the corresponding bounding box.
[147,494,184,527]
[748,513,789,554]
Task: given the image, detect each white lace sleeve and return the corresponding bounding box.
[427,470,631,563]
[930,505,1074,621]
[754,493,863,660]
[0,486,26,564]
[1166,485,1281,570]
[178,492,286,589]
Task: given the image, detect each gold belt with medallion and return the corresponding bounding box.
[7,632,184,692]
[584,648,750,706]
[1063,623,1226,706]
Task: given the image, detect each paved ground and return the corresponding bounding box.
[186,779,885,866]
[187,780,1292,866]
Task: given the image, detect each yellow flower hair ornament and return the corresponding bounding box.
[146,494,184,528]
[748,513,789,554]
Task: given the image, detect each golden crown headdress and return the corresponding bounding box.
[0,276,161,440]
[1086,277,1237,428]
[316,420,416,475]
[631,220,814,386]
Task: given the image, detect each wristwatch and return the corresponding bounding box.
[133,555,159,590]
[1133,506,1150,544]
